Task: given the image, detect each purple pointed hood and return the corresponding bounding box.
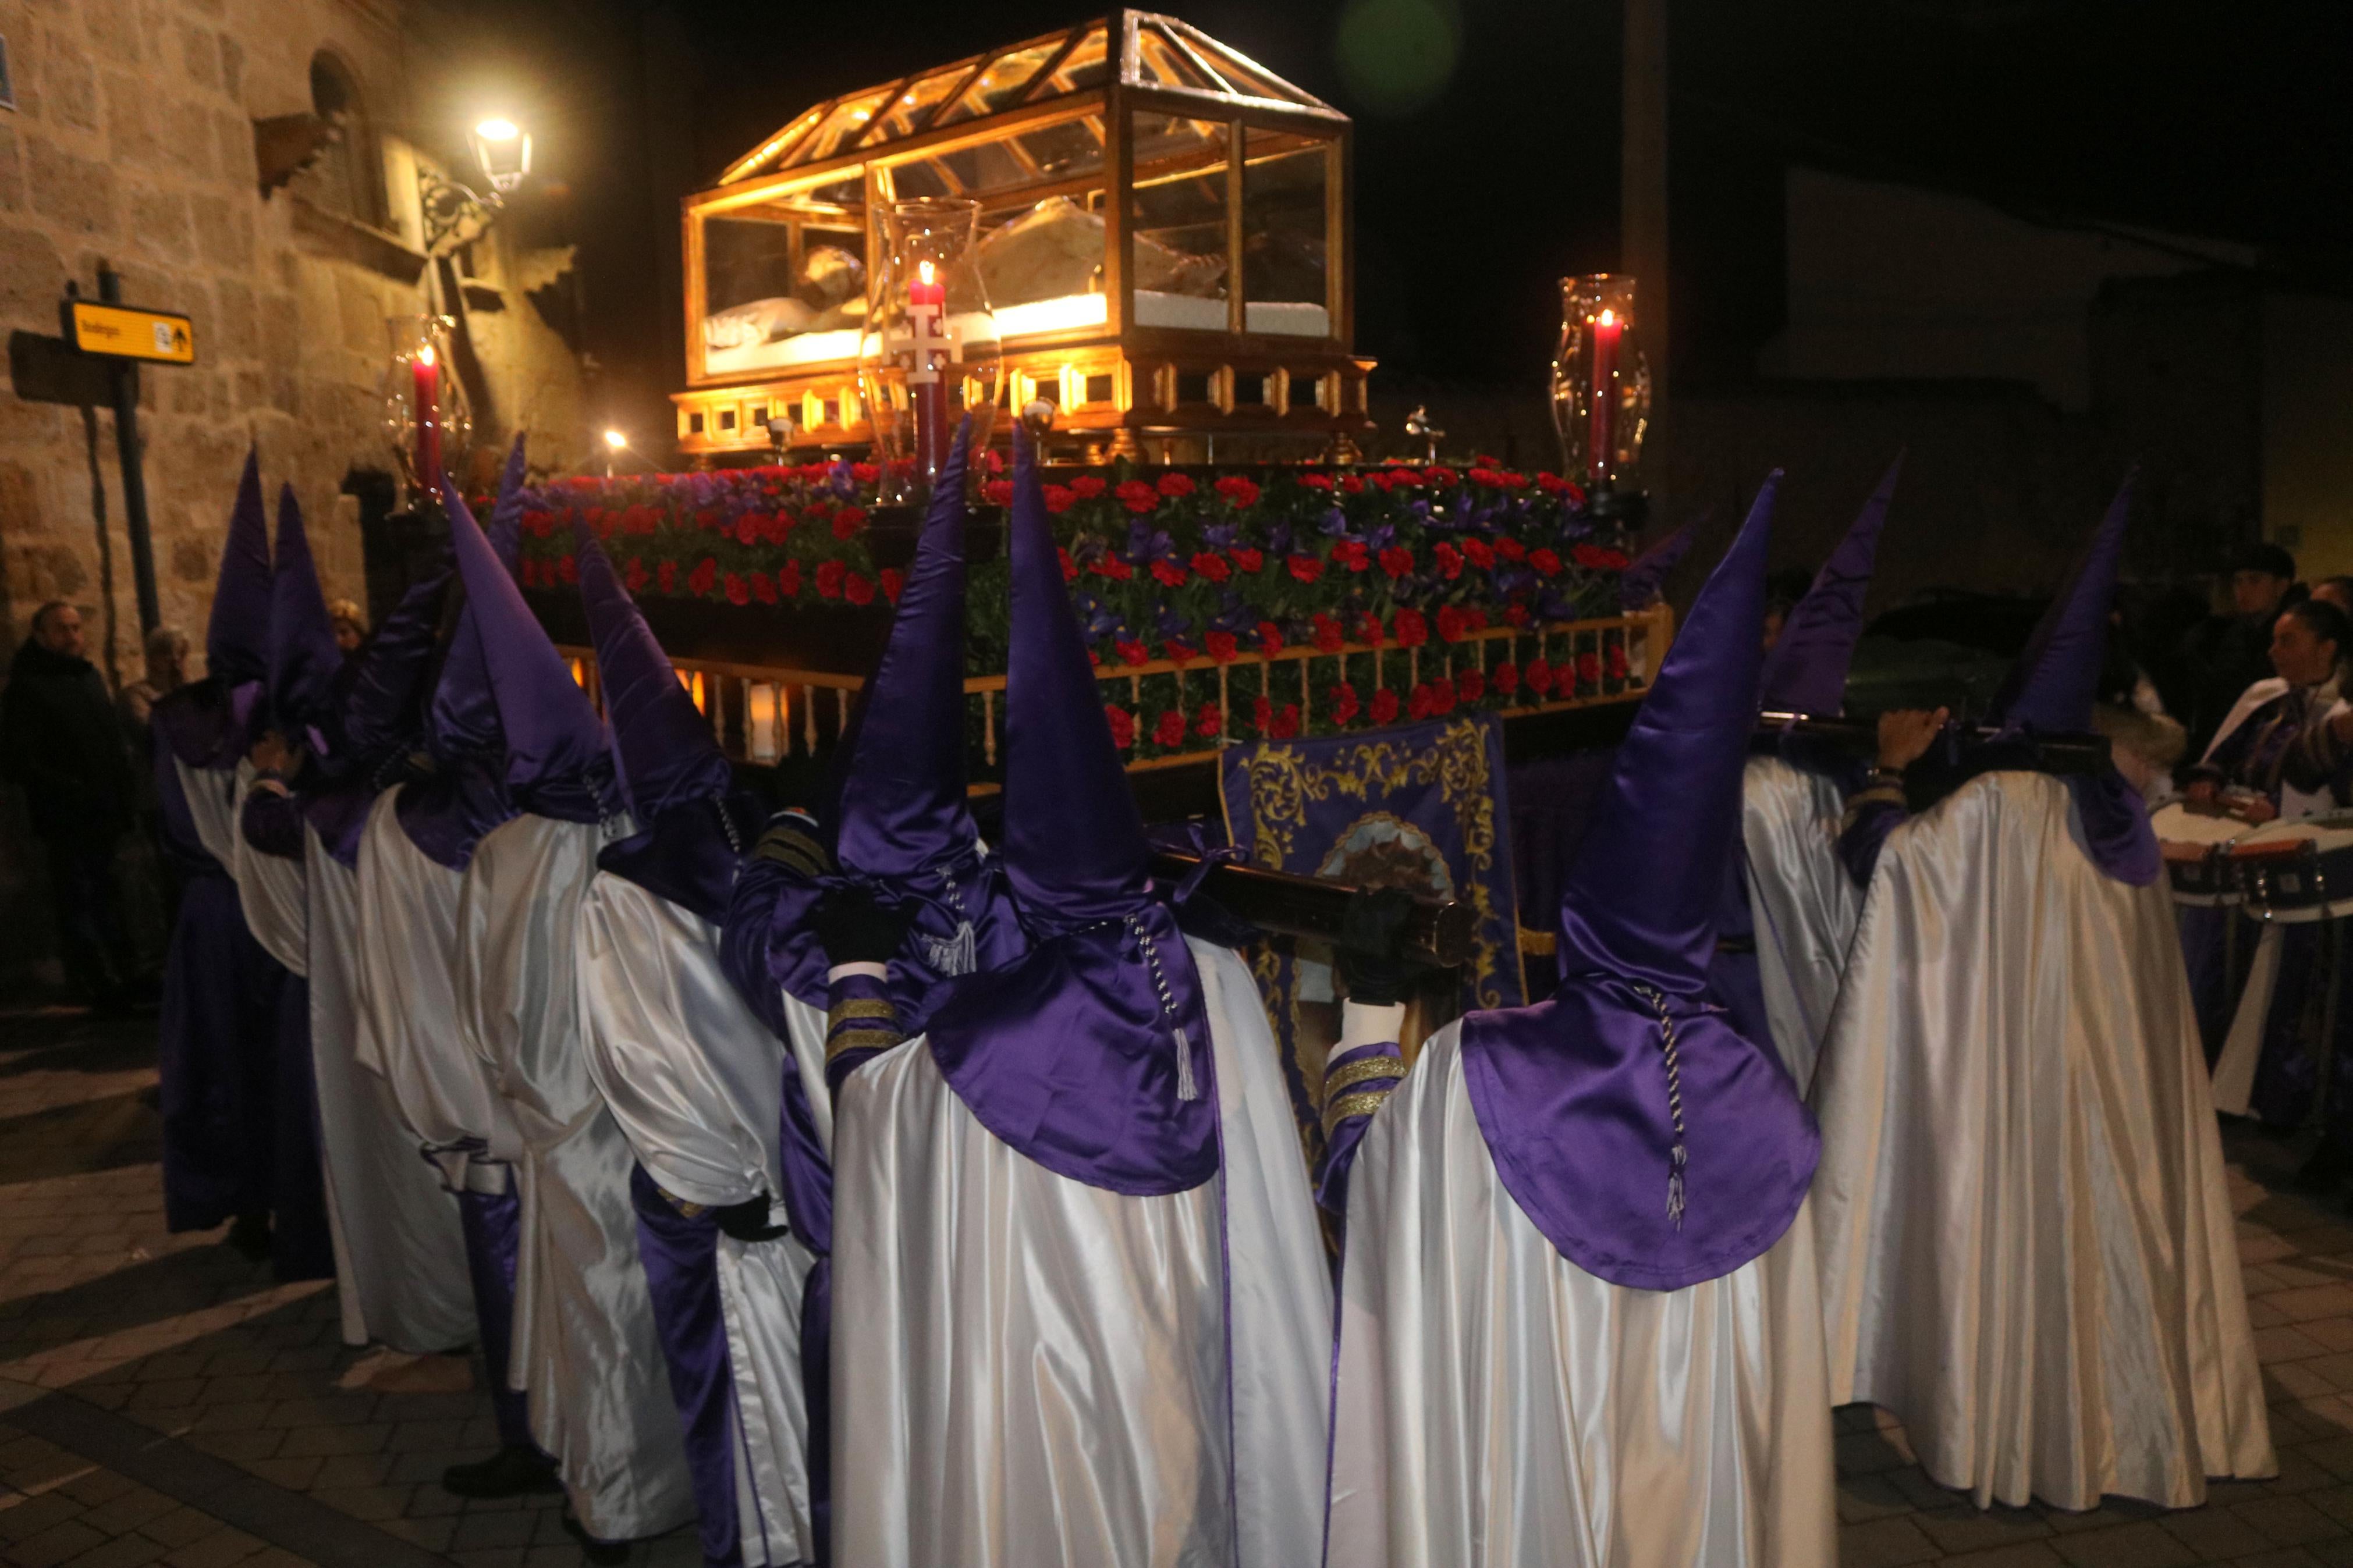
[1990,474,2134,734]
[575,524,732,820]
[1462,472,1819,1291]
[427,453,528,765]
[835,425,978,881]
[1001,426,1153,934]
[921,426,1215,1197]
[444,474,616,824]
[339,566,450,763]
[205,450,272,688]
[267,485,345,751]
[486,433,527,571]
[1759,456,1901,716]
[1618,521,1697,612]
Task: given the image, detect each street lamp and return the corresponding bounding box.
[420,113,533,257]
[603,428,627,478]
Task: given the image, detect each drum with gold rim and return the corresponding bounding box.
[2152,801,2255,907]
[2230,812,2353,922]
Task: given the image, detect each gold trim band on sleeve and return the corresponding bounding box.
[1323,1055,1404,1099]
[1323,1087,1393,1137]
[754,827,831,877]
[825,1026,899,1063]
[831,998,898,1025]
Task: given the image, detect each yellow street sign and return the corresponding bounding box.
[68,301,194,365]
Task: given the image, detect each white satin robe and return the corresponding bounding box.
[352,789,520,1190]
[456,813,694,1543]
[1741,755,1861,1093]
[832,937,1331,1568]
[1810,770,2274,1509]
[1327,1023,1836,1567]
[229,782,473,1352]
[574,871,831,1568]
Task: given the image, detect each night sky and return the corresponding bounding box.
[431,0,2353,447]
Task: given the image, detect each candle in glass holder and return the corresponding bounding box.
[908,258,950,480]
[411,344,442,490]
[1587,308,1620,484]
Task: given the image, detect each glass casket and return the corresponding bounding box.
[673,12,1369,460]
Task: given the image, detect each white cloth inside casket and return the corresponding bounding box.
[1809,770,2273,1509]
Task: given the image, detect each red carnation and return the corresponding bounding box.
[735,515,761,546]
[1378,546,1414,580]
[1424,466,1458,486]
[623,557,649,594]
[751,571,778,606]
[1407,684,1435,721]
[815,560,844,600]
[1463,538,1496,569]
[1158,472,1196,498]
[1380,467,1418,489]
[1504,603,1532,628]
[1458,667,1485,703]
[1340,474,1365,495]
[881,567,906,604]
[1576,651,1602,688]
[1529,547,1563,578]
[557,553,579,585]
[1059,547,1080,584]
[1436,605,1469,643]
[1330,682,1360,726]
[688,557,717,598]
[832,506,868,542]
[1165,640,1198,666]
[1215,474,1261,507]
[1493,536,1528,563]
[1194,702,1222,738]
[1490,660,1518,696]
[1525,656,1555,696]
[1270,703,1300,740]
[844,572,875,606]
[982,481,1014,508]
[1115,638,1151,667]
[1433,542,1464,580]
[1297,471,1335,491]
[1607,643,1628,681]
[1333,539,1369,573]
[1154,709,1187,749]
[1191,552,1231,583]
[1312,613,1345,654]
[779,560,801,598]
[1116,479,1159,513]
[1106,706,1137,749]
[1230,547,1265,575]
[1393,607,1428,648]
[1356,613,1386,649]
[1044,484,1077,515]
[1287,554,1325,584]
[1151,559,1190,589]
[1205,630,1240,664]
[760,511,793,545]
[1070,475,1107,499]
[1370,687,1401,725]
[725,571,750,606]
[1091,554,1135,582]
[658,560,678,595]
[1430,676,1457,714]
[1257,621,1285,657]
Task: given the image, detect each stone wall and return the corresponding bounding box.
[0,0,588,993]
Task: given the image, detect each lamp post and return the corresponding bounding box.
[419,115,534,257]
[602,428,627,478]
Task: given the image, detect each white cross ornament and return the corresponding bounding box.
[886,299,960,386]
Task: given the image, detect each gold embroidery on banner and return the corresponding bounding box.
[1323,1054,1405,1098]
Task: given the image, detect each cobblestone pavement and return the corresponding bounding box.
[7,1008,2353,1566]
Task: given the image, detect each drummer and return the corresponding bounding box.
[2181,597,2353,1156]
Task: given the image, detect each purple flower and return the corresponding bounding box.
[1126,521,1178,567]
[1317,505,1351,538]
[1154,605,1193,643]
[829,460,858,499]
[1199,522,1240,552]
[1206,592,1255,634]
[1262,521,1294,556]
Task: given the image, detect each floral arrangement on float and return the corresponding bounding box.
[503,456,1652,762]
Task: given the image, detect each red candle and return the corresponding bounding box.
[908,259,950,482]
[411,346,442,496]
[1587,308,1620,485]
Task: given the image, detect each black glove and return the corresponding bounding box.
[711,1193,789,1243]
[1335,886,1436,1007]
[813,885,913,969]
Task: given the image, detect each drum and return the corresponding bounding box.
[2152,801,2253,906]
[2230,813,2353,922]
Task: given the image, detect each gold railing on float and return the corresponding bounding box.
[559,602,1673,775]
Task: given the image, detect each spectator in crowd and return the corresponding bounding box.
[1,601,144,1008]
[118,624,189,741]
[2182,542,2305,755]
[327,598,366,653]
[2313,576,2353,616]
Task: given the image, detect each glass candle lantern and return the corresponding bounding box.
[858,200,1002,503]
[382,315,473,504]
[1549,275,1651,493]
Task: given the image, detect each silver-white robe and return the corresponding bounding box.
[352,788,521,1187]
[832,937,1330,1568]
[1327,1023,1836,1567]
[574,871,830,1568]
[1811,770,2274,1509]
[1741,754,1861,1093]
[456,813,694,1543]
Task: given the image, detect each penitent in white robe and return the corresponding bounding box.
[1327,1024,1836,1567]
[230,780,472,1352]
[832,937,1331,1568]
[575,871,832,1568]
[1740,753,1861,1093]
[1810,770,2274,1510]
[351,789,521,1185]
[456,813,694,1544]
